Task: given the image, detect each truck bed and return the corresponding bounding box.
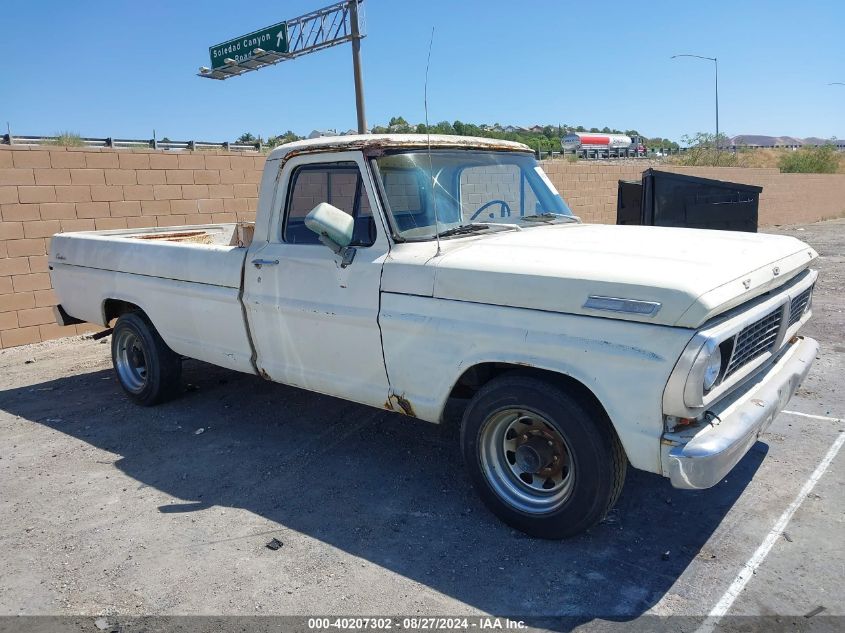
[50,223,255,288]
[48,223,258,374]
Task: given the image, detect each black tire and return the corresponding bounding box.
[460,374,626,539]
[111,312,182,406]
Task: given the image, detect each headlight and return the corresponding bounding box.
[703,346,722,391]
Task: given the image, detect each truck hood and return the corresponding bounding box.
[426,224,817,328]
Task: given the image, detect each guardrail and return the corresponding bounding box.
[1,133,262,152]
[5,133,842,159]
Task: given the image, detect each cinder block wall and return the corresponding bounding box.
[0,146,264,348]
[539,162,845,226]
[2,145,845,349]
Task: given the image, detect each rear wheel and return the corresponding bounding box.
[111,312,182,406]
[461,374,626,539]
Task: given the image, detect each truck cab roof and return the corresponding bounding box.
[265,134,532,161]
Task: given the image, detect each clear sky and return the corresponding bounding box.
[1,0,842,143]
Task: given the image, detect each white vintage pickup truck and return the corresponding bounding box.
[49,135,818,538]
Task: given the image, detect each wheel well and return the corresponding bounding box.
[103,299,142,324]
[448,362,610,425]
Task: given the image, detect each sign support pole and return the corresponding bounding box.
[349,0,367,134]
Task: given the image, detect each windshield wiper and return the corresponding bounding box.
[436,223,492,238]
[520,212,580,223]
[436,222,522,239]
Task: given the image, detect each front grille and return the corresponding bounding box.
[788,285,813,329]
[725,307,783,378]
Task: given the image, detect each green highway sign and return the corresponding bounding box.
[209,21,288,69]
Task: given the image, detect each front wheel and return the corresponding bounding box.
[111,312,182,406]
[461,374,626,539]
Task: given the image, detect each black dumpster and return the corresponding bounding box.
[617,169,762,232]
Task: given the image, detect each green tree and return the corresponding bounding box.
[266,130,301,147]
[647,137,679,150]
[237,132,256,144]
[387,116,412,132]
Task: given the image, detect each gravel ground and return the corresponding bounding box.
[0,219,843,630]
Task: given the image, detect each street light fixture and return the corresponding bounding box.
[672,54,719,148]
[829,82,845,86]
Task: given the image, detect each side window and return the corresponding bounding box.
[284,162,376,246]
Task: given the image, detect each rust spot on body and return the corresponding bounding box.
[134,230,213,244]
[386,393,416,417]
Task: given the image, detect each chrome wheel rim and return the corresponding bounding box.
[115,329,148,393]
[479,408,575,514]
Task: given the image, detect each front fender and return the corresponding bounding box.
[379,292,695,473]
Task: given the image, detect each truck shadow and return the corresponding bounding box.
[0,359,766,627]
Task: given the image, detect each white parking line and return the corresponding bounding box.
[695,429,845,632]
[783,410,841,422]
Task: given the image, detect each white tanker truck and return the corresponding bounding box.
[561,132,646,157]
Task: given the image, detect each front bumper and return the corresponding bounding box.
[664,335,818,490]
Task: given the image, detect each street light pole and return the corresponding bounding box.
[714,57,719,147]
[672,53,719,148]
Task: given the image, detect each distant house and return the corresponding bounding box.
[527,125,545,134]
[307,129,339,139]
[501,125,528,133]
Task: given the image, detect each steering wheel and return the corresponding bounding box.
[470,199,512,221]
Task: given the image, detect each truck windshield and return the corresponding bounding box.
[372,151,575,241]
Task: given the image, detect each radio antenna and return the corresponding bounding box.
[424,26,441,256]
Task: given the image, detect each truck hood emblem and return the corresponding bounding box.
[772,266,780,276]
[583,296,661,316]
[742,278,751,289]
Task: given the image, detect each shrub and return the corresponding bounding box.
[674,132,741,167]
[48,131,84,147]
[778,145,840,174]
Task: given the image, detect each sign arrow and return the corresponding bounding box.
[276,31,284,48]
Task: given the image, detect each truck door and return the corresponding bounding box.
[242,151,391,408]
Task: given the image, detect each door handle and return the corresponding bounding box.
[252,258,279,268]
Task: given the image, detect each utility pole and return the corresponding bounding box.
[349,0,367,133]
